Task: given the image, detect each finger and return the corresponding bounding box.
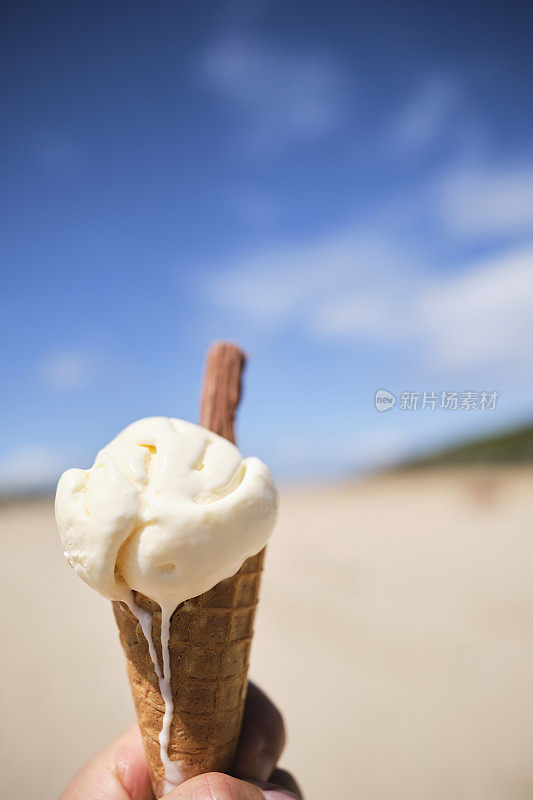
[59,724,153,800]
[233,682,286,782]
[165,772,263,799]
[253,768,303,799]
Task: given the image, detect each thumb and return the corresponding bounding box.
[165,773,263,800]
[59,724,152,800]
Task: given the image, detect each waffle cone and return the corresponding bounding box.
[112,548,264,797]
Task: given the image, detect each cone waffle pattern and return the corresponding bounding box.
[112,548,264,796]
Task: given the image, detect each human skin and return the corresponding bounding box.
[59,683,302,800]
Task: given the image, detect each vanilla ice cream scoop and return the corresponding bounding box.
[55,416,278,609]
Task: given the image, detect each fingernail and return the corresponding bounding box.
[251,783,299,800]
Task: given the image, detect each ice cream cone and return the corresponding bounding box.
[55,344,276,795]
[112,548,265,796]
[106,342,270,795]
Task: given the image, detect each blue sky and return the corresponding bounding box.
[1,0,533,489]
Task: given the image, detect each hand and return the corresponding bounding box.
[60,682,303,800]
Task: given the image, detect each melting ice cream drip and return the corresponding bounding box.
[127,595,184,790]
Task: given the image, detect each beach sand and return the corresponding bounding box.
[2,466,533,800]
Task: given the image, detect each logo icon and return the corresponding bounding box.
[375,389,396,412]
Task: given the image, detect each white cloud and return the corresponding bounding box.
[0,446,65,494]
[391,75,458,152]
[314,289,407,342]
[207,229,420,328]
[419,244,533,368]
[204,221,533,374]
[41,351,96,391]
[198,36,343,153]
[313,242,533,372]
[437,163,533,237]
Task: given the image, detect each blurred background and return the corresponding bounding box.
[1,2,533,799]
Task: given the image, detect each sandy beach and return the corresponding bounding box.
[2,466,533,800]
